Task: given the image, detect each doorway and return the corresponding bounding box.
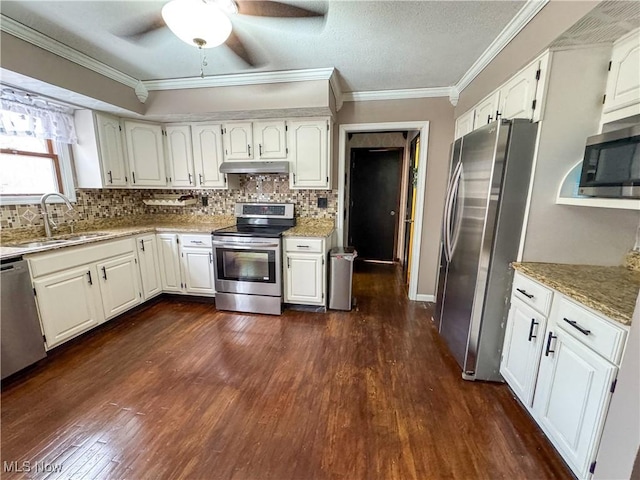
[348,148,403,262]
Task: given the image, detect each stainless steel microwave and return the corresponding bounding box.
[578,124,640,199]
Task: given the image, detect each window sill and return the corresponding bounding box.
[0,191,77,206]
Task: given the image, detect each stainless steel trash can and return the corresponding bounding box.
[329,247,357,311]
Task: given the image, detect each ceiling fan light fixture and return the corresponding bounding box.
[161,0,232,49]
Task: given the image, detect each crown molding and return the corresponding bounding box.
[0,15,140,90]
[328,70,344,112]
[142,68,337,91]
[455,0,549,93]
[343,87,453,103]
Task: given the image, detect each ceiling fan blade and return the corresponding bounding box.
[225,31,262,67]
[235,0,326,18]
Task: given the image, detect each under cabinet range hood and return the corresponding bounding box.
[219,161,289,175]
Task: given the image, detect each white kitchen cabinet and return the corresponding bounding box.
[191,123,228,188]
[498,60,540,121]
[500,297,548,407]
[533,326,617,478]
[33,264,103,349]
[157,233,182,292]
[73,110,128,188]
[181,247,215,295]
[454,110,474,139]
[165,125,195,187]
[288,118,330,189]
[602,28,640,124]
[222,122,253,160]
[284,236,328,306]
[137,234,162,300]
[124,120,167,187]
[96,253,142,320]
[254,120,287,159]
[474,91,501,128]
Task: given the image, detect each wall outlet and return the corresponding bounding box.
[317,197,328,208]
[202,196,208,207]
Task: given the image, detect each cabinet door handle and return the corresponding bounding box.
[209,252,213,264]
[199,173,203,186]
[487,114,493,124]
[495,110,502,120]
[102,266,107,280]
[527,318,538,341]
[132,171,136,184]
[140,239,145,252]
[516,288,534,299]
[247,144,251,157]
[107,170,113,184]
[563,317,591,336]
[86,270,93,285]
[188,173,193,185]
[296,245,310,248]
[192,240,204,245]
[293,172,296,184]
[259,144,262,156]
[544,331,557,357]
[287,257,291,268]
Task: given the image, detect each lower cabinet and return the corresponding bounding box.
[157,233,215,296]
[283,236,329,307]
[29,238,142,349]
[96,253,142,320]
[33,265,103,349]
[501,271,628,479]
[136,234,162,300]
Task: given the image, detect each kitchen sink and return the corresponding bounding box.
[11,232,110,249]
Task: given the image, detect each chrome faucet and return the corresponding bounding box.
[40,192,74,238]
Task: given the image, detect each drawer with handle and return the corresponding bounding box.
[512,272,553,316]
[555,296,627,365]
[284,237,323,253]
[180,235,212,248]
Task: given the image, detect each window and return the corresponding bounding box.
[0,135,75,205]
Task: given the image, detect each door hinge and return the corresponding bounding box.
[134,258,138,264]
[139,292,142,298]
[531,99,537,110]
[33,287,37,296]
[326,176,329,183]
[322,257,325,265]
[327,122,329,131]
[322,293,324,299]
[589,461,597,474]
[286,147,289,154]
[285,124,288,131]
[119,125,122,132]
[608,60,612,71]
[602,94,607,105]
[535,68,541,80]
[176,237,180,244]
[225,149,228,155]
[43,335,47,343]
[220,127,224,135]
[610,378,617,393]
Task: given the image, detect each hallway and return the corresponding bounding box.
[1,263,571,479]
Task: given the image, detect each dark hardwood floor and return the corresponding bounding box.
[1,263,572,479]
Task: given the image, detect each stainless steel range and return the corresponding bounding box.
[212,203,295,315]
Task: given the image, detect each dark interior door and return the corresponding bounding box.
[349,148,402,261]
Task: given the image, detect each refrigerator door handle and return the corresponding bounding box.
[443,161,463,261]
[449,164,465,258]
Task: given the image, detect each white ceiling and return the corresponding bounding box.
[0,0,527,92]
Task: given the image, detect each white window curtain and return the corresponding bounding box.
[0,98,77,144]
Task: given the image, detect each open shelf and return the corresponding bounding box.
[143,195,197,207]
[556,161,640,211]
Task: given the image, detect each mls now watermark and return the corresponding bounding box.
[3,461,62,473]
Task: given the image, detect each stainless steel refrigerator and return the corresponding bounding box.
[436,119,538,382]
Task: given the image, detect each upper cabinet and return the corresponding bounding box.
[253,120,287,159]
[222,120,288,161]
[124,120,167,187]
[73,110,128,188]
[454,52,550,139]
[222,122,254,160]
[165,125,195,187]
[191,124,228,188]
[602,28,640,125]
[288,118,331,189]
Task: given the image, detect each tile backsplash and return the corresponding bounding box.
[0,174,337,231]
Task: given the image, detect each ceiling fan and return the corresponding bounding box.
[119,0,327,68]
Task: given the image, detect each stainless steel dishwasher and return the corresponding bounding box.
[1,258,47,379]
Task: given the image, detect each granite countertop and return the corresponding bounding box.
[0,215,335,260]
[512,262,640,327]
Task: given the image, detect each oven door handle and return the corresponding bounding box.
[212,241,280,249]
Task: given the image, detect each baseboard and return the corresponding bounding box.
[415,294,435,302]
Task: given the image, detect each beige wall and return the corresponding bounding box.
[0,32,145,114]
[455,1,600,115]
[337,98,455,296]
[145,80,331,117]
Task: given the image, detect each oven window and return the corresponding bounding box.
[216,249,276,283]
